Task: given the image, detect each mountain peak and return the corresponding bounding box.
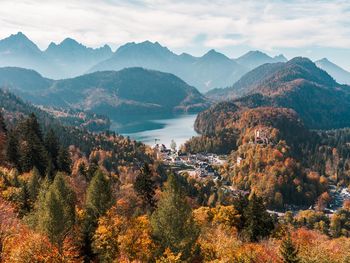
[60,37,80,46]
[238,50,272,60]
[202,49,230,61]
[274,54,288,62]
[0,32,41,53]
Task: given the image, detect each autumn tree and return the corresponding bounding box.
[134,163,156,211]
[151,173,199,260]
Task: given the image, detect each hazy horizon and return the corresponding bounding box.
[1,0,350,71]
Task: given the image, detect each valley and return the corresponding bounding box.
[1,26,350,261]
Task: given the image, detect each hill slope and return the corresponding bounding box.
[204,58,350,129]
[315,58,350,85]
[0,67,209,117]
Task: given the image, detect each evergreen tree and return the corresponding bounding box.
[33,173,76,252]
[86,159,99,181]
[57,146,71,174]
[280,232,300,263]
[23,113,43,142]
[28,167,41,204]
[6,131,20,170]
[17,181,31,216]
[20,114,48,176]
[151,173,199,260]
[0,111,7,164]
[82,170,113,261]
[0,111,6,134]
[243,193,274,242]
[134,163,156,211]
[44,128,60,168]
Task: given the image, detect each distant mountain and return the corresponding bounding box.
[235,50,287,70]
[206,62,284,100]
[204,57,350,129]
[0,32,113,79]
[315,58,350,85]
[0,32,53,76]
[0,33,291,91]
[89,41,248,92]
[45,38,113,78]
[0,67,209,116]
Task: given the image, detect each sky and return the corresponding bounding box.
[1,0,350,70]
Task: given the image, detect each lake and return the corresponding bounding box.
[110,114,198,148]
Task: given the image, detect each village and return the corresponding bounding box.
[152,128,350,217]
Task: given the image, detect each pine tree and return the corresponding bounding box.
[20,114,48,176]
[6,130,20,170]
[57,146,71,174]
[18,181,31,216]
[134,163,156,211]
[33,173,76,252]
[82,170,113,261]
[28,167,41,204]
[45,128,60,168]
[0,111,7,164]
[280,232,300,263]
[151,173,199,260]
[243,193,274,242]
[85,170,113,217]
[0,111,6,134]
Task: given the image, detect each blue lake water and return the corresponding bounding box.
[110,114,198,148]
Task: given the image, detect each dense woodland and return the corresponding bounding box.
[1,104,350,262]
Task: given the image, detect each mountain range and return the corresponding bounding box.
[0,32,113,79]
[0,32,288,92]
[202,57,350,129]
[0,67,209,117]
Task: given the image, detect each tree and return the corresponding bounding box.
[134,163,156,211]
[33,173,76,252]
[280,232,300,263]
[85,170,113,217]
[28,167,41,205]
[242,193,274,242]
[20,114,48,176]
[0,111,7,164]
[44,128,60,169]
[151,174,199,260]
[6,131,20,170]
[57,146,71,174]
[82,170,113,261]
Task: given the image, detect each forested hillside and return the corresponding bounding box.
[0,67,210,117]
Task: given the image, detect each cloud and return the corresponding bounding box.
[0,0,350,54]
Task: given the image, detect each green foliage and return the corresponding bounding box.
[134,163,156,211]
[280,232,300,263]
[57,146,71,174]
[82,169,113,261]
[151,174,199,259]
[242,193,274,242]
[31,173,76,249]
[6,130,20,170]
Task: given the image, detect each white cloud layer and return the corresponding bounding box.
[0,0,350,68]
